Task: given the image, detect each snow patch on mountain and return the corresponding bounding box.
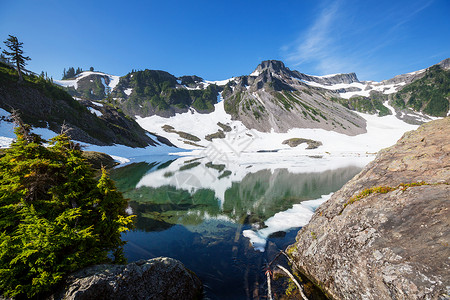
[88,107,103,117]
[54,71,120,91]
[204,78,235,86]
[124,88,133,96]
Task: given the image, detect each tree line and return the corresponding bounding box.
[62,66,95,79]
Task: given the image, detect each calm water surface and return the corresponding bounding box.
[110,155,363,299]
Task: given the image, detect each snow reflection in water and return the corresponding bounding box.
[110,155,366,299]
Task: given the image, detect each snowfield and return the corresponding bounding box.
[136,99,419,158]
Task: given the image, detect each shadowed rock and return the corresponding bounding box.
[50,257,202,300]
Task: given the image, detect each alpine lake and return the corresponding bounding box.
[110,153,368,299]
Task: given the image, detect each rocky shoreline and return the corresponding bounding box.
[49,257,202,300]
[288,117,449,299]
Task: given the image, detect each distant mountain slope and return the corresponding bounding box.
[0,62,162,148]
[392,62,450,117]
[222,60,367,135]
[109,69,221,118]
[54,71,120,101]
[298,58,450,121]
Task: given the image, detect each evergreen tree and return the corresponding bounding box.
[0,116,134,298]
[66,67,75,78]
[89,66,94,72]
[76,67,82,75]
[2,35,30,82]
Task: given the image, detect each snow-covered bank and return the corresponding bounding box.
[0,108,181,163]
[243,193,333,252]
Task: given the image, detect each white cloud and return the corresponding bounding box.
[282,1,359,76]
[282,0,436,79]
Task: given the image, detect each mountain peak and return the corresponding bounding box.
[437,58,450,70]
[251,60,290,76]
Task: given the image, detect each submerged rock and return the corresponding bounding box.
[288,117,449,299]
[50,257,202,300]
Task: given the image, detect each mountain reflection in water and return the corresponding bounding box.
[110,155,365,299]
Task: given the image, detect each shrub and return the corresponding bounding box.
[0,120,134,298]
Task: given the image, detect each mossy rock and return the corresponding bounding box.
[205,130,225,141]
[282,138,322,149]
[217,122,232,132]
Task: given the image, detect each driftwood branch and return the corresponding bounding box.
[277,264,309,300]
[266,270,273,300]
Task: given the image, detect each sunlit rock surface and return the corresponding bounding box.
[289,117,450,299]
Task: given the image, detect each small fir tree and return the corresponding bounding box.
[0,116,134,298]
[2,35,30,82]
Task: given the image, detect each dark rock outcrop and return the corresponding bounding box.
[288,117,450,299]
[50,257,202,300]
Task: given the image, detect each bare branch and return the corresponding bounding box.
[277,264,309,300]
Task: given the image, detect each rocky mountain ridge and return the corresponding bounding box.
[222,60,367,135]
[53,58,449,139]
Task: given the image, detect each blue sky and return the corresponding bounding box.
[1,0,449,81]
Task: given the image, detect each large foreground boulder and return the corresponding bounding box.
[50,257,202,300]
[288,117,449,299]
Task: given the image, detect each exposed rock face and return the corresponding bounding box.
[223,60,367,135]
[289,117,450,300]
[50,257,202,300]
[438,57,450,70]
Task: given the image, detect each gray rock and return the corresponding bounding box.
[288,117,450,300]
[50,257,202,300]
[224,61,367,136]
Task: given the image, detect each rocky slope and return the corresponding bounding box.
[0,62,162,147]
[49,257,202,300]
[288,117,449,299]
[223,60,367,135]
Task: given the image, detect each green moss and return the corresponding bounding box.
[343,181,447,209]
